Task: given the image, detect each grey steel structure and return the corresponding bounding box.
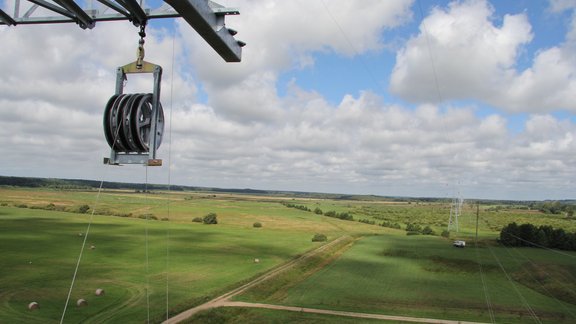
[2,0,244,166]
[0,0,244,62]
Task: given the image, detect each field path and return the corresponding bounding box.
[163,236,488,324]
[220,301,488,324]
[163,236,348,323]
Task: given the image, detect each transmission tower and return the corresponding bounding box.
[448,196,464,232]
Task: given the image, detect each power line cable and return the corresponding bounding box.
[416,0,443,104]
[144,165,151,323]
[473,203,495,323]
[506,232,576,259]
[477,212,576,259]
[60,179,106,323]
[319,0,384,95]
[60,97,128,323]
[488,246,542,323]
[500,242,576,319]
[164,24,177,321]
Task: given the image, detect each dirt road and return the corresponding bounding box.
[163,236,349,324]
[163,236,488,324]
[221,301,488,324]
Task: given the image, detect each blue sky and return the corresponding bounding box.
[0,0,575,200]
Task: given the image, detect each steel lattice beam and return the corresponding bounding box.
[95,0,129,17]
[53,0,95,28]
[0,8,17,25]
[27,0,75,19]
[0,0,244,61]
[164,0,243,62]
[115,0,147,26]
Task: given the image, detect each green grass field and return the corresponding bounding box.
[0,206,323,322]
[0,187,389,322]
[1,187,576,323]
[235,234,576,323]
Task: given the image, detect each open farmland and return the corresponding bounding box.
[0,187,388,323]
[234,234,576,323]
[1,186,575,323]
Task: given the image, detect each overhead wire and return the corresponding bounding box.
[60,94,128,322]
[415,0,466,205]
[144,165,151,323]
[473,217,495,323]
[56,6,174,323]
[415,1,501,318]
[477,212,576,321]
[499,241,576,320]
[319,0,384,96]
[503,241,576,288]
[416,0,443,104]
[164,23,177,321]
[488,246,542,323]
[506,233,576,259]
[60,179,106,324]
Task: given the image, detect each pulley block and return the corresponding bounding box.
[103,93,164,153]
[104,24,164,166]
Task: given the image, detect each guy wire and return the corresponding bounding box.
[60,179,105,324]
[60,106,126,323]
[165,25,177,321]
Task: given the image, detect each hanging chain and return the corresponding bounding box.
[136,23,147,69]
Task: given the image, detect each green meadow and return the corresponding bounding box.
[235,234,576,323]
[1,186,576,323]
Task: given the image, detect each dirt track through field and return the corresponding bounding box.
[163,236,488,324]
[220,301,488,324]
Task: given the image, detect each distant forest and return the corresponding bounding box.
[500,222,576,251]
[0,175,574,205]
[0,175,194,192]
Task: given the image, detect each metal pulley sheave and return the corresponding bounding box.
[103,93,164,153]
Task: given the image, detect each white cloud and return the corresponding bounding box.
[179,0,414,121]
[390,0,576,113]
[549,0,576,13]
[161,88,576,199]
[1,1,575,200]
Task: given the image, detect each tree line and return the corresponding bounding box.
[529,201,574,216]
[281,203,354,221]
[500,222,576,251]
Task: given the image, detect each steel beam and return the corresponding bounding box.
[54,0,95,28]
[163,0,243,62]
[0,8,17,25]
[116,0,147,26]
[0,0,244,62]
[96,0,130,18]
[27,0,75,19]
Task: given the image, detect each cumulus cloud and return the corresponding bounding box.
[180,0,414,122]
[549,0,576,13]
[390,0,576,113]
[164,88,576,199]
[1,0,575,200]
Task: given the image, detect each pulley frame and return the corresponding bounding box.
[103,55,163,167]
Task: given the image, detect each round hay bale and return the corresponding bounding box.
[89,245,95,250]
[78,232,83,237]
[254,258,260,263]
[76,299,88,307]
[95,288,105,296]
[28,302,39,310]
